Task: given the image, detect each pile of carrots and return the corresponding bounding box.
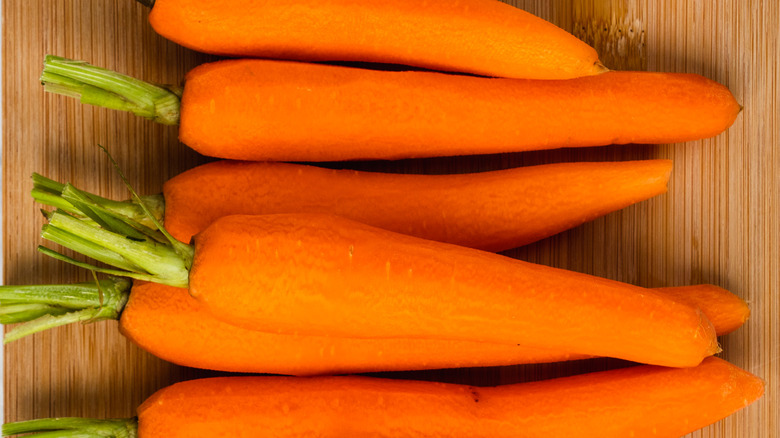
[3,0,762,436]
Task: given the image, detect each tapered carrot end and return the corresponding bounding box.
[703,356,765,410]
[592,60,610,74]
[658,284,750,336]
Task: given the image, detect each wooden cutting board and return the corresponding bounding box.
[3,0,777,436]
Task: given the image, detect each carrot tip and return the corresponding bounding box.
[593,60,610,74]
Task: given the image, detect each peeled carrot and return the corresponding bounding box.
[184,214,719,368]
[4,357,764,437]
[119,283,748,374]
[40,56,740,161]
[34,159,673,251]
[654,284,751,336]
[0,277,747,375]
[38,190,719,367]
[143,0,605,80]
[164,160,672,250]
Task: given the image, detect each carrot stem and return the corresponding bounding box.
[0,278,130,343]
[41,55,180,125]
[0,304,69,324]
[32,173,165,231]
[2,417,137,438]
[40,210,190,287]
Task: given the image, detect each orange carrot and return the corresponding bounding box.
[119,283,747,375]
[156,159,672,250]
[143,0,605,80]
[654,284,750,336]
[35,159,672,251]
[185,214,719,367]
[1,278,746,375]
[41,57,740,161]
[39,201,720,367]
[136,357,765,437]
[4,357,763,437]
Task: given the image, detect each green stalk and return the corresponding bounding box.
[0,278,131,343]
[41,210,191,288]
[32,152,194,288]
[32,173,165,231]
[41,55,181,125]
[2,417,137,438]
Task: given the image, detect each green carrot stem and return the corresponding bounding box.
[0,278,131,343]
[41,211,190,288]
[36,247,162,284]
[41,55,181,125]
[41,220,143,273]
[96,144,194,267]
[32,173,165,230]
[61,184,157,242]
[0,281,123,308]
[2,417,137,438]
[0,304,69,324]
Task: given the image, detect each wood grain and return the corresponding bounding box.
[3,0,777,436]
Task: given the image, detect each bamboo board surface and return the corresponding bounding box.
[3,0,777,436]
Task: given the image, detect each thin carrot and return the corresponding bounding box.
[3,357,764,437]
[164,160,673,250]
[40,56,740,161]
[0,277,747,375]
[36,180,719,367]
[142,0,605,80]
[33,159,673,251]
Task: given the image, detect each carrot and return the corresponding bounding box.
[40,56,740,161]
[654,284,751,336]
[36,179,719,367]
[141,0,605,80]
[2,278,745,375]
[185,214,719,368]
[3,357,764,437]
[33,159,673,252]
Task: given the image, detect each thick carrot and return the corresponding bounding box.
[143,0,605,80]
[38,192,719,367]
[0,278,747,375]
[4,357,763,437]
[185,214,719,367]
[40,56,740,161]
[33,159,673,252]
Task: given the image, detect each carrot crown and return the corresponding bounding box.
[2,417,137,438]
[0,278,130,343]
[33,172,193,289]
[41,55,181,125]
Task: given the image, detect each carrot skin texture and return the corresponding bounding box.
[189,214,718,367]
[120,283,588,375]
[162,160,673,250]
[148,0,602,80]
[178,60,740,161]
[120,283,746,375]
[137,357,763,437]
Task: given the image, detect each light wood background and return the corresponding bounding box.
[3,0,777,436]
